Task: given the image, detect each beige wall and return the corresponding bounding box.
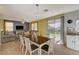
[30,19,47,36]
[0,19,4,32]
[38,19,47,36]
[0,19,4,44]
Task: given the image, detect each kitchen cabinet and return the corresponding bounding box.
[66,35,79,51]
[74,36,79,51]
[67,35,75,50]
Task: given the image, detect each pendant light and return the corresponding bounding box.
[22,19,26,24]
[35,4,39,21]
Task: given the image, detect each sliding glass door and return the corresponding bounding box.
[48,18,63,44]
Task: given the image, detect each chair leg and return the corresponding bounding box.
[25,48,32,55]
[48,51,54,55]
[25,49,27,55]
[22,46,24,53]
[29,51,32,55]
[38,50,39,55]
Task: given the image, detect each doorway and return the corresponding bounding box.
[48,18,63,44]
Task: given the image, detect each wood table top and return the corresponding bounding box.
[24,35,50,45]
[33,36,50,45]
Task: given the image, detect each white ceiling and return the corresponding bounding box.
[0,4,79,22]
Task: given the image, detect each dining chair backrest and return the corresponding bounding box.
[31,32,38,42]
[23,37,31,51]
[19,35,24,46]
[48,39,54,54]
[31,33,34,41]
[33,32,38,42]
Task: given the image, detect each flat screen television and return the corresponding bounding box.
[16,26,24,30]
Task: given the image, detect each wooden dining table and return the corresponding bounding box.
[24,35,50,55]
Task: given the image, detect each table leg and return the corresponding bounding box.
[38,46,41,55]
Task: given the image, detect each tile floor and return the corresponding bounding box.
[0,40,79,55]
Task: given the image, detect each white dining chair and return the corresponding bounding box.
[32,32,38,42]
[24,37,39,55]
[31,33,35,41]
[41,39,54,55]
[19,35,25,53]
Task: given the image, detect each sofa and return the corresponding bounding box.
[1,31,16,43]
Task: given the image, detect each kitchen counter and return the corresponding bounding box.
[67,32,79,35]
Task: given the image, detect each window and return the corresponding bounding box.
[35,23,37,30]
[5,21,13,31]
[32,23,35,30]
[31,22,38,30]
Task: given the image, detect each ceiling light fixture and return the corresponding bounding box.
[36,4,39,6]
[44,9,48,12]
